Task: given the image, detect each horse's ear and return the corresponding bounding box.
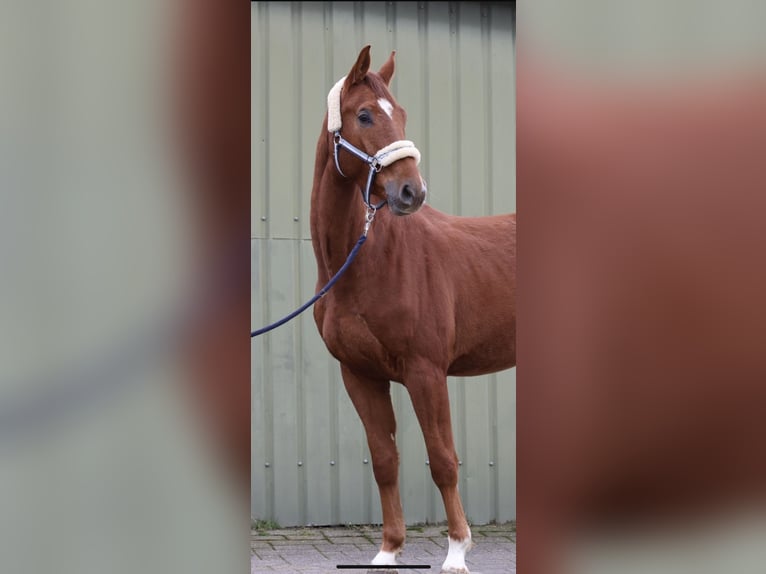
[345,45,371,89]
[378,51,396,85]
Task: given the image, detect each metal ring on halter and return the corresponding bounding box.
[363,205,377,236]
[333,135,347,178]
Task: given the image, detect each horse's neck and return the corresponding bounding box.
[310,157,367,279]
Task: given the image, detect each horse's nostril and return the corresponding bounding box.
[400,184,414,205]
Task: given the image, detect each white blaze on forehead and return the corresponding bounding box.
[378,98,394,119]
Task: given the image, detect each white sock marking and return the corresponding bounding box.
[372,549,398,566]
[378,98,394,119]
[441,534,473,573]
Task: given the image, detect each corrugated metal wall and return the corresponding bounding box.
[252,1,515,527]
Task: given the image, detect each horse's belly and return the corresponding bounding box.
[448,335,516,376]
[449,301,516,375]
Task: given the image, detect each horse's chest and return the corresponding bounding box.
[319,306,399,378]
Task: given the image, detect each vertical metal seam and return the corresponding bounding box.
[510,3,517,207]
[483,3,493,217]
[451,1,461,217]
[511,0,517,48]
[261,1,271,241]
[291,1,308,526]
[482,2,499,523]
[354,1,363,53]
[258,1,276,524]
[387,1,396,93]
[256,0,266,520]
[324,2,333,84]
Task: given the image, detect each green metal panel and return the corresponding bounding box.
[490,2,516,216]
[425,2,458,216]
[456,2,488,217]
[268,239,301,525]
[496,370,517,521]
[298,7,326,242]
[267,5,300,240]
[361,2,395,63]
[298,240,334,525]
[251,3,268,240]
[251,239,270,517]
[392,3,424,153]
[252,0,516,527]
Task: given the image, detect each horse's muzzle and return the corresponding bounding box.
[386,178,427,215]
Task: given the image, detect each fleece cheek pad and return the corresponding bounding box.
[327,75,346,133]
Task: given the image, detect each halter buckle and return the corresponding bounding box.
[363,205,377,236]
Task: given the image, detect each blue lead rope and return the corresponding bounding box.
[251,233,367,338]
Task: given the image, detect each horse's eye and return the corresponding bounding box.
[357,110,373,126]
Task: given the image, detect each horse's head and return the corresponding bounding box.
[329,45,427,216]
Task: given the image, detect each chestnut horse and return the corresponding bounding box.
[311,45,516,573]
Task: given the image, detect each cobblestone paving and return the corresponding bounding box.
[251,523,516,573]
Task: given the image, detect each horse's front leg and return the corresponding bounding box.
[340,364,405,570]
[405,360,472,574]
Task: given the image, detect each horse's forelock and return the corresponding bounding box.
[364,73,394,103]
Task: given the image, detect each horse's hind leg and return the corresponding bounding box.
[340,364,405,567]
[405,361,472,574]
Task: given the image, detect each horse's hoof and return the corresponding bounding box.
[440,568,469,574]
[369,547,400,573]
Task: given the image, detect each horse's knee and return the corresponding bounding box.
[429,450,459,488]
[371,445,399,486]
